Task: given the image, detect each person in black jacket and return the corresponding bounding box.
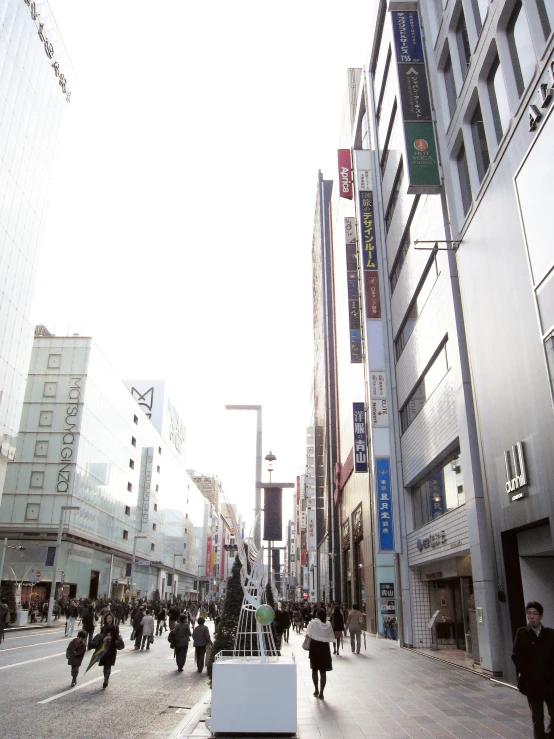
[331,605,345,655]
[81,602,97,649]
[93,612,123,689]
[132,607,145,649]
[172,614,191,672]
[512,601,554,739]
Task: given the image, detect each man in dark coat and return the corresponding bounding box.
[512,601,554,739]
[133,607,144,649]
[81,602,97,649]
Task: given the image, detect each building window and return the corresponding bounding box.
[30,471,44,488]
[150,543,155,551]
[157,466,161,473]
[185,528,188,534]
[47,354,61,369]
[380,100,397,172]
[127,482,133,492]
[456,10,472,77]
[400,343,449,433]
[155,484,159,492]
[471,101,490,181]
[39,411,53,427]
[537,0,554,37]
[412,451,465,529]
[34,441,48,457]
[507,1,536,96]
[158,447,162,455]
[434,0,445,23]
[376,46,392,121]
[384,159,404,233]
[25,503,40,520]
[390,197,420,293]
[125,506,131,516]
[186,512,188,519]
[487,55,511,142]
[395,255,439,361]
[184,542,187,549]
[443,53,458,118]
[129,459,135,470]
[545,332,554,397]
[154,503,158,511]
[123,530,129,540]
[131,436,136,447]
[43,381,57,398]
[456,143,473,215]
[134,415,138,425]
[152,523,156,531]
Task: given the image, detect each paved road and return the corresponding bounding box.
[1,621,211,739]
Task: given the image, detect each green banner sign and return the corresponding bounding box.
[404,121,441,192]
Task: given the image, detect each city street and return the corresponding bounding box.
[0,622,211,739]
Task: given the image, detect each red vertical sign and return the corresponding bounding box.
[338,149,353,199]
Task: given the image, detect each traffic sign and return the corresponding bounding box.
[36,571,41,581]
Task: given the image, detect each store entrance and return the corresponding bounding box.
[429,577,475,657]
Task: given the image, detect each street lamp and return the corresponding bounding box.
[0,539,26,582]
[130,534,147,599]
[47,506,80,626]
[225,404,262,548]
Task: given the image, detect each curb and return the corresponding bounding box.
[167,689,211,739]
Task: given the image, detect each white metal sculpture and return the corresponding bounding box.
[223,503,277,661]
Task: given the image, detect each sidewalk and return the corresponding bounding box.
[173,624,533,739]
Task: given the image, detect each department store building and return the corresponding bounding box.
[0,331,205,603]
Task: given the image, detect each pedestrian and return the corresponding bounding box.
[93,612,124,689]
[66,629,87,687]
[0,598,9,644]
[140,609,155,650]
[282,606,291,643]
[132,607,144,649]
[192,616,212,673]
[190,602,198,628]
[306,607,334,700]
[169,603,180,630]
[273,604,285,652]
[293,608,303,633]
[114,602,124,626]
[331,605,345,655]
[81,602,97,649]
[173,614,191,672]
[66,601,78,638]
[345,603,363,654]
[156,605,167,636]
[512,601,554,739]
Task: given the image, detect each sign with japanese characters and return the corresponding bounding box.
[352,403,368,473]
[307,509,316,552]
[359,191,381,319]
[345,217,363,363]
[391,10,441,193]
[376,458,394,551]
[141,448,154,527]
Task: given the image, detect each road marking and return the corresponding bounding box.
[0,638,71,652]
[38,670,122,703]
[3,630,65,641]
[0,651,66,670]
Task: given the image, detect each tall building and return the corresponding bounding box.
[0,331,205,603]
[312,0,554,683]
[0,1,73,492]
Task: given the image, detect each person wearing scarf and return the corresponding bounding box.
[98,612,121,689]
[306,607,334,699]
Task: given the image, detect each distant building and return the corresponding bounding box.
[0,331,205,603]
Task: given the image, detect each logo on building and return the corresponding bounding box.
[504,442,528,500]
[414,138,428,151]
[131,387,154,418]
[416,531,446,551]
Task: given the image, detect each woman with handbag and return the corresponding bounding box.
[94,612,124,689]
[305,608,334,699]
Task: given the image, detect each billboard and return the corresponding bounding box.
[338,149,353,199]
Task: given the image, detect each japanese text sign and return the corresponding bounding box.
[353,403,368,472]
[376,458,394,551]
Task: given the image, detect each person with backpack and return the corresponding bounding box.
[171,614,191,672]
[192,617,212,673]
[66,629,87,687]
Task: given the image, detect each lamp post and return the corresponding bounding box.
[130,534,147,599]
[225,404,262,548]
[47,506,80,626]
[0,539,26,582]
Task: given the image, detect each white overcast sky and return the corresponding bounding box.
[34,0,371,534]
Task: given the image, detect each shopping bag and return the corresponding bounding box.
[302,635,311,651]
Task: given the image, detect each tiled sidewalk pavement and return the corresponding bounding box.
[177,625,532,739]
[289,626,532,739]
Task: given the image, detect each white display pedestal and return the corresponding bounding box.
[211,657,297,735]
[14,610,28,627]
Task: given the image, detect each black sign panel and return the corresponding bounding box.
[380,582,395,598]
[263,487,282,541]
[348,299,361,330]
[398,64,432,121]
[346,243,358,271]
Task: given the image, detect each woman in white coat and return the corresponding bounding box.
[306,607,335,699]
[140,609,155,651]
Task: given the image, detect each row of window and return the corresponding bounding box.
[394,255,440,361]
[411,447,465,529]
[400,342,450,434]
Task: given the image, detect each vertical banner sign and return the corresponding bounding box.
[338,149,353,199]
[141,448,154,529]
[345,217,363,362]
[376,459,394,551]
[206,536,212,577]
[307,509,316,552]
[369,371,389,428]
[352,402,369,472]
[391,11,441,193]
[358,190,381,319]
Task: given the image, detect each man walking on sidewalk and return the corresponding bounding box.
[345,603,363,654]
[512,601,554,739]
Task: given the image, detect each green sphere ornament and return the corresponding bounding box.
[255,604,275,625]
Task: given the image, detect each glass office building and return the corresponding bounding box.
[0,1,72,493]
[0,332,206,602]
